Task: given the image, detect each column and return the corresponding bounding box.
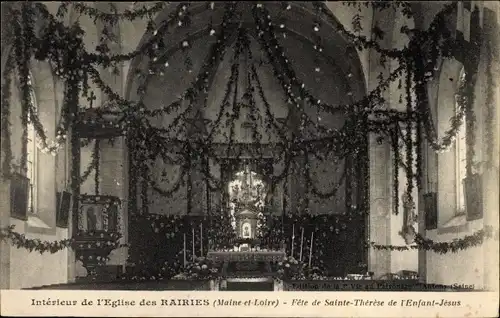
[367,134,392,277]
[0,41,11,288]
[483,7,499,291]
[0,180,11,288]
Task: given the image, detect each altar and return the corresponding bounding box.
[204,162,287,291]
[207,250,286,291]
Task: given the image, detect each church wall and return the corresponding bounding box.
[324,2,373,89]
[0,1,110,288]
[205,37,290,144]
[142,31,353,218]
[141,37,212,216]
[422,3,499,289]
[286,38,352,216]
[5,1,494,288]
[1,56,70,288]
[9,221,69,289]
[365,7,420,277]
[389,11,420,275]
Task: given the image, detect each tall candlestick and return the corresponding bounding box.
[183,233,187,267]
[200,223,203,256]
[192,227,195,260]
[299,228,304,262]
[309,232,314,267]
[291,224,295,257]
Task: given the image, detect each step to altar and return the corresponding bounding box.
[225,281,274,291]
[213,277,283,291]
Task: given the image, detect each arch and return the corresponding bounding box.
[435,58,465,139]
[434,58,465,226]
[1,2,68,125]
[122,2,370,220]
[124,2,367,102]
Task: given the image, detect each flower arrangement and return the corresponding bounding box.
[174,256,219,280]
[302,265,328,280]
[275,257,333,281]
[276,256,304,280]
[120,260,177,281]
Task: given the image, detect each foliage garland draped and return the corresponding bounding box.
[0,1,496,258]
[0,225,125,255]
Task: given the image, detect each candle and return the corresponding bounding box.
[299,228,304,262]
[291,224,295,257]
[192,227,195,260]
[200,223,203,256]
[309,232,314,267]
[183,233,187,267]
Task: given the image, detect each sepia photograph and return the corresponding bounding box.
[0,1,499,317]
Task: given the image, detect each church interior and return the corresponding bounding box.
[0,1,499,291]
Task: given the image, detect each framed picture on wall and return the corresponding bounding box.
[56,191,72,228]
[464,174,483,221]
[424,192,437,230]
[10,173,29,220]
[78,195,121,232]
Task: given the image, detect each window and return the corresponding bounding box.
[26,74,38,214]
[454,69,467,216]
[434,62,473,229]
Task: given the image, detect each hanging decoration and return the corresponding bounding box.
[1,0,497,262]
[1,56,14,178]
[370,225,499,254]
[484,33,497,169]
[0,225,125,255]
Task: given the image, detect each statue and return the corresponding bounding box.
[86,207,97,231]
[243,224,251,238]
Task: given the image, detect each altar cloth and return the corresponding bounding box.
[225,277,274,283]
[207,250,286,262]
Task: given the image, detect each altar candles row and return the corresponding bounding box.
[299,228,304,262]
[290,225,315,267]
[183,223,204,267]
[183,233,187,267]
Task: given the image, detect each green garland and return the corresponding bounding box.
[69,2,169,25]
[391,127,400,215]
[2,2,464,180]
[0,56,14,178]
[2,1,492,258]
[0,225,125,254]
[484,31,497,169]
[369,226,499,254]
